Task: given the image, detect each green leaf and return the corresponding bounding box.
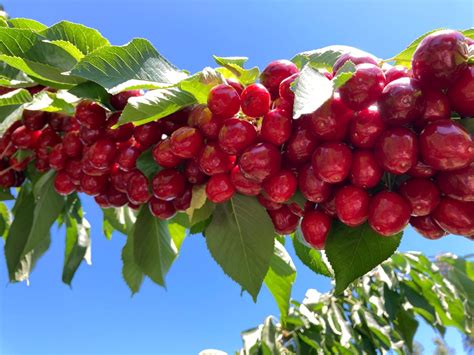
[264,241,296,322]
[395,309,418,351]
[457,117,474,136]
[292,64,333,119]
[331,60,356,89]
[0,88,32,106]
[462,28,474,40]
[293,231,332,277]
[180,67,225,103]
[291,45,361,70]
[0,188,14,201]
[136,148,160,179]
[25,91,75,114]
[68,81,111,107]
[0,202,10,239]
[189,199,215,226]
[118,87,195,126]
[325,222,402,294]
[102,206,136,238]
[70,38,187,94]
[261,316,279,355]
[122,229,144,295]
[213,56,259,85]
[0,62,35,87]
[9,18,48,32]
[0,105,23,133]
[205,194,275,301]
[185,184,207,220]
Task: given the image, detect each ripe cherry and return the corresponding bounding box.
[301,210,332,249]
[151,169,186,201]
[349,106,385,148]
[23,110,47,131]
[261,109,292,146]
[170,126,203,159]
[184,159,208,185]
[152,139,182,168]
[126,171,151,205]
[399,178,440,216]
[79,126,104,146]
[173,187,192,211]
[218,118,257,155]
[133,121,161,148]
[54,171,76,195]
[75,100,107,129]
[199,142,235,175]
[410,215,447,240]
[239,142,282,183]
[205,173,235,203]
[105,185,128,208]
[110,167,134,193]
[0,169,15,188]
[230,166,261,196]
[416,89,450,127]
[62,131,83,158]
[432,197,474,236]
[258,194,282,211]
[384,65,411,83]
[226,78,244,95]
[279,73,299,103]
[333,50,378,73]
[95,193,110,209]
[49,144,67,170]
[260,60,298,99]
[284,119,318,165]
[105,112,134,142]
[436,164,474,201]
[87,139,117,170]
[368,191,411,236]
[312,142,352,183]
[447,66,474,117]
[298,164,332,202]
[110,90,142,110]
[268,205,300,235]
[189,105,223,139]
[11,126,41,149]
[64,159,83,184]
[335,185,370,227]
[149,197,177,220]
[207,84,241,118]
[80,173,107,196]
[116,144,141,171]
[262,170,297,203]
[240,83,271,118]
[350,150,383,189]
[407,160,436,178]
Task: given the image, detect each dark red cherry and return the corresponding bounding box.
[335,185,370,227]
[205,173,235,203]
[184,159,208,185]
[23,110,47,131]
[384,65,411,83]
[149,197,177,220]
[110,90,142,110]
[240,83,271,118]
[318,193,337,218]
[48,144,67,170]
[399,178,440,216]
[268,205,300,235]
[333,50,378,74]
[0,169,15,188]
[207,84,240,118]
[151,169,186,201]
[62,131,83,158]
[79,126,104,146]
[189,105,223,139]
[105,112,134,142]
[105,185,128,208]
[284,119,318,165]
[35,159,49,173]
[64,159,83,184]
[261,108,292,146]
[436,164,474,201]
[447,66,474,117]
[298,164,332,203]
[75,100,107,129]
[260,60,299,99]
[157,109,189,136]
[226,78,244,95]
[262,170,297,203]
[80,173,107,196]
[312,142,352,183]
[54,171,76,195]
[230,166,261,196]
[126,171,151,205]
[116,144,141,172]
[133,121,161,148]
[110,167,135,193]
[258,194,282,211]
[301,210,332,249]
[239,142,281,183]
[11,126,41,149]
[94,193,110,209]
[407,160,436,178]
[218,118,257,155]
[349,106,385,148]
[87,139,117,170]
[350,150,383,189]
[410,215,447,240]
[416,89,450,128]
[368,191,411,236]
[173,186,192,211]
[198,142,235,176]
[278,73,299,103]
[170,126,203,159]
[432,197,474,236]
[152,139,182,168]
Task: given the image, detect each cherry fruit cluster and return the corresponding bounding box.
[0,29,473,249]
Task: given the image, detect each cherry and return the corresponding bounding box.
[268,205,300,235]
[258,194,282,211]
[412,30,468,89]
[54,171,76,195]
[61,115,80,132]
[333,50,378,73]
[205,173,235,203]
[126,171,151,205]
[284,119,318,165]
[81,158,108,176]
[312,142,352,183]
[26,85,45,95]
[116,144,141,171]
[378,78,424,126]
[301,210,332,249]
[62,131,83,158]
[407,160,436,178]
[133,121,162,148]
[79,126,103,146]
[189,105,223,139]
[339,64,386,111]
[11,126,41,149]
[35,159,49,173]
[399,178,440,216]
[105,185,128,208]
[226,78,244,95]
[152,139,182,168]
[198,142,235,175]
[261,109,292,146]
[240,83,271,118]
[75,100,107,129]
[230,165,261,196]
[384,65,411,83]
[350,150,383,189]
[278,73,298,103]
[94,193,110,209]
[149,197,177,220]
[218,118,257,155]
[262,170,297,203]
[239,142,282,183]
[173,186,192,211]
[35,128,60,159]
[184,159,208,185]
[105,112,134,142]
[260,60,298,99]
[110,90,142,110]
[419,120,472,171]
[207,84,240,118]
[349,106,385,148]
[436,164,474,201]
[0,169,15,188]
[416,89,450,127]
[447,66,474,117]
[157,109,189,136]
[170,126,203,159]
[335,185,370,227]
[298,164,332,202]
[80,173,107,196]
[49,144,67,170]
[12,171,25,187]
[374,127,418,175]
[368,191,411,236]
[64,159,83,184]
[274,97,293,114]
[410,215,447,240]
[152,169,186,201]
[23,110,47,131]
[87,139,117,170]
[432,197,474,236]
[110,167,134,193]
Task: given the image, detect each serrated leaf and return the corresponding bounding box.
[213,56,249,67]
[70,38,187,94]
[293,231,332,277]
[122,230,144,295]
[395,309,418,351]
[331,60,356,89]
[213,56,259,85]
[68,81,111,107]
[261,316,279,355]
[136,148,160,179]
[9,18,48,32]
[0,88,32,106]
[45,40,84,61]
[180,67,225,103]
[325,222,402,294]
[0,62,35,87]
[102,206,136,238]
[118,87,195,126]
[463,28,474,40]
[205,194,275,301]
[25,91,75,114]
[291,45,361,70]
[0,105,23,133]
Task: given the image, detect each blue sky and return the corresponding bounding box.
[0,0,473,354]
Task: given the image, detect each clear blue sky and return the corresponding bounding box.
[0,1,473,354]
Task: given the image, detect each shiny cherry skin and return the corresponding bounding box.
[157,109,189,136]
[318,193,337,218]
[48,144,67,170]
[260,60,299,99]
[419,120,473,171]
[335,185,370,227]
[105,112,134,142]
[62,131,83,158]
[64,159,83,184]
[240,83,271,118]
[412,30,468,89]
[374,127,418,175]
[226,78,244,95]
[87,139,117,170]
[80,173,108,196]
[301,210,332,249]
[173,186,192,211]
[407,160,436,178]
[23,110,47,131]
[133,121,161,148]
[205,173,235,203]
[333,50,378,73]
[278,73,299,103]
[105,185,128,208]
[79,126,103,146]
[262,170,297,203]
[149,197,177,220]
[368,191,412,236]
[184,159,208,185]
[0,169,15,188]
[312,142,352,183]
[436,164,474,201]
[189,105,223,139]
[230,166,261,196]
[151,169,186,201]
[268,205,300,235]
[432,197,474,236]
[384,65,411,83]
[218,118,257,155]
[152,139,182,168]
[54,171,76,195]
[170,126,203,159]
[11,126,41,149]
[261,109,292,146]
[447,66,474,117]
[349,106,385,148]
[416,89,450,128]
[75,100,107,129]
[110,90,142,110]
[116,144,141,171]
[298,164,332,202]
[258,194,282,211]
[207,84,241,118]
[410,215,447,240]
[94,193,110,209]
[378,78,424,126]
[126,171,151,205]
[239,142,282,183]
[339,64,386,111]
[198,142,235,175]
[350,150,382,188]
[399,178,440,216]
[284,119,318,165]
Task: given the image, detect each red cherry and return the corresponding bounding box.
[333,50,378,73]
[126,171,151,205]
[240,83,271,118]
[0,169,15,188]
[384,65,411,83]
[312,142,352,183]
[11,126,41,149]
[64,159,83,184]
[105,112,134,142]
[110,90,142,110]
[23,110,47,131]
[436,164,474,201]
[268,205,300,235]
[79,126,104,146]
[407,160,436,178]
[226,78,244,95]
[49,144,67,170]
[62,131,83,158]
[349,106,385,148]
[419,120,473,171]
[87,139,117,170]
[62,115,80,132]
[151,169,186,201]
[230,166,261,196]
[133,121,162,148]
[298,164,332,202]
[173,186,192,211]
[412,30,468,89]
[184,159,208,185]
[258,194,282,211]
[261,108,293,146]
[80,173,107,196]
[260,60,298,99]
[106,185,128,208]
[319,193,337,218]
[149,197,177,220]
[205,173,235,203]
[278,73,299,103]
[284,119,318,165]
[189,105,223,139]
[46,112,64,132]
[368,191,411,236]
[152,139,182,168]
[416,89,450,128]
[157,109,189,136]
[374,127,418,175]
[410,215,447,240]
[207,84,240,118]
[432,197,474,236]
[262,170,297,203]
[116,144,141,172]
[350,150,383,189]
[198,142,235,176]
[75,100,107,129]
[274,97,293,114]
[335,185,370,227]
[399,178,440,216]
[239,142,282,183]
[110,167,135,193]
[35,159,49,173]
[54,171,76,195]
[170,126,203,159]
[378,78,424,126]
[301,210,332,249]
[447,66,474,117]
[94,193,110,209]
[218,118,257,155]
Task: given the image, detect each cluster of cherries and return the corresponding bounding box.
[0,29,473,249]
